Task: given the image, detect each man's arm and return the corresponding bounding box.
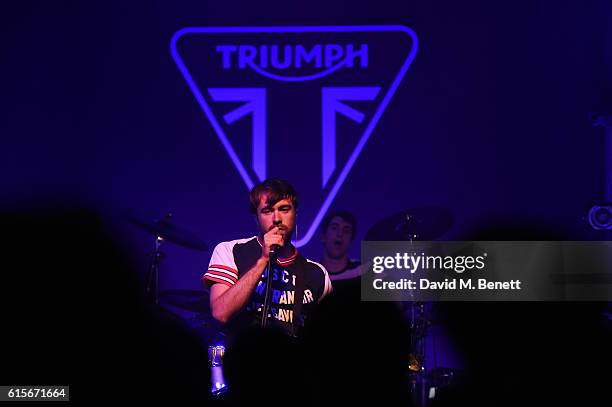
[209,257,268,324]
[209,226,283,324]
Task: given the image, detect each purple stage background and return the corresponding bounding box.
[2,0,611,340]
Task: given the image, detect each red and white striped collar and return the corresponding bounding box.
[256,235,299,266]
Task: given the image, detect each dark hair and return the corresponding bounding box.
[249,179,299,214]
[321,210,357,239]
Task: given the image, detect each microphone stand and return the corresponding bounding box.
[145,235,164,305]
[260,249,277,328]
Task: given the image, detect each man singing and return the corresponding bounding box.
[203,179,332,338]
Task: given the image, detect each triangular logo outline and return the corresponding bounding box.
[171,25,418,247]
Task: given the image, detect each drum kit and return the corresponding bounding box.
[127,206,459,404]
[365,206,458,406]
[126,211,228,395]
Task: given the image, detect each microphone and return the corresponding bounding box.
[268,225,283,259]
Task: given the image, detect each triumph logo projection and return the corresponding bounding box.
[216,44,369,80]
[171,26,418,247]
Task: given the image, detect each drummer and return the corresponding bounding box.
[319,210,362,281]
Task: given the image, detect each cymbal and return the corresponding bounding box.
[365,206,454,241]
[127,211,208,251]
[159,289,211,314]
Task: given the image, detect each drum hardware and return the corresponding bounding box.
[126,210,208,251]
[365,206,454,242]
[208,344,227,396]
[128,210,230,396]
[367,207,454,407]
[127,211,208,304]
[159,289,212,314]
